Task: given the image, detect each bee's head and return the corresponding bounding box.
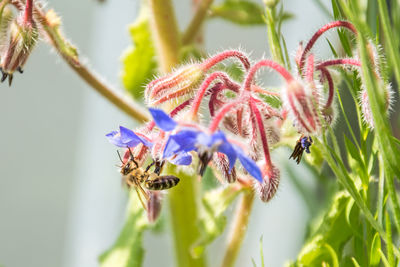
[117,149,138,175]
[120,159,136,175]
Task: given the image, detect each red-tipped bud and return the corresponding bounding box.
[254,164,280,202]
[213,152,237,183]
[284,80,322,134]
[145,64,205,110]
[359,83,393,129]
[358,41,394,129]
[0,4,13,44]
[0,11,38,85]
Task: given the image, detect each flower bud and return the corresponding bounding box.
[1,15,38,85]
[0,4,13,45]
[284,80,322,135]
[145,64,205,110]
[147,192,162,223]
[254,164,280,202]
[213,152,237,183]
[359,82,393,129]
[357,41,394,129]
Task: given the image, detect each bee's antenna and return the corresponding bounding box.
[117,150,123,164]
[128,147,135,159]
[128,147,139,168]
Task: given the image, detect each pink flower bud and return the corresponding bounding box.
[1,12,38,85]
[145,64,206,110]
[0,4,13,44]
[359,82,393,129]
[284,80,322,135]
[357,41,394,129]
[254,164,280,202]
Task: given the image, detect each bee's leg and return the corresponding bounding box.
[134,179,150,201]
[154,160,165,175]
[134,186,148,211]
[145,161,156,173]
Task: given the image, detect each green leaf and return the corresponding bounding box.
[369,233,382,266]
[191,185,243,257]
[210,0,265,25]
[294,191,355,266]
[121,5,157,99]
[99,192,150,267]
[351,257,361,267]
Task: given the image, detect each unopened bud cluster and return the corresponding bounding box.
[107,21,392,219]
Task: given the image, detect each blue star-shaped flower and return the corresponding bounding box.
[149,108,262,182]
[106,126,152,148]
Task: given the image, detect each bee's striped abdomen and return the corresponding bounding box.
[145,175,180,190]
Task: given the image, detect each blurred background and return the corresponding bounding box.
[0,1,330,266]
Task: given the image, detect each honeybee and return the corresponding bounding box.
[118,149,180,210]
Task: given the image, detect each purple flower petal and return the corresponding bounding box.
[106,126,152,148]
[233,145,262,182]
[170,152,192,165]
[149,108,177,131]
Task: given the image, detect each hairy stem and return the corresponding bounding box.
[221,190,255,267]
[182,0,214,45]
[25,3,150,122]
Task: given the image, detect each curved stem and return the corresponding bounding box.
[209,99,244,132]
[299,20,357,71]
[221,190,255,267]
[305,54,314,83]
[23,0,33,24]
[249,98,272,171]
[182,0,214,45]
[243,60,294,92]
[190,72,239,117]
[319,67,334,109]
[201,50,251,71]
[21,2,150,123]
[316,58,361,69]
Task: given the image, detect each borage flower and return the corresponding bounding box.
[149,108,263,182]
[106,126,152,148]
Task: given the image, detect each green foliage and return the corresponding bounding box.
[290,191,357,266]
[210,0,265,25]
[99,193,151,267]
[192,185,243,257]
[121,5,157,100]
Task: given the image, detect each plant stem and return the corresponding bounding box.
[147,2,206,267]
[221,190,255,267]
[65,63,150,122]
[182,0,214,45]
[23,3,150,123]
[148,0,180,72]
[167,166,206,267]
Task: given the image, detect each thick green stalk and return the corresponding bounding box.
[168,166,206,267]
[147,2,206,267]
[221,190,255,267]
[148,0,180,72]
